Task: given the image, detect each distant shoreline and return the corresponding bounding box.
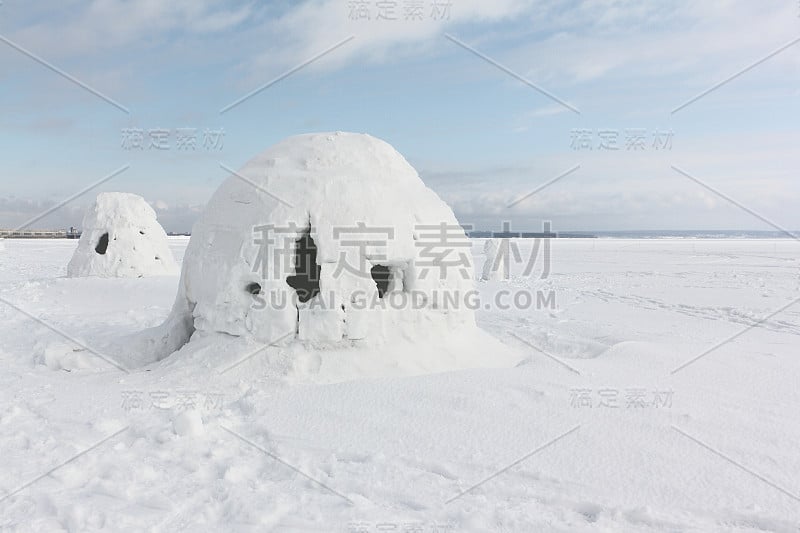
[2,230,797,240]
[468,229,800,239]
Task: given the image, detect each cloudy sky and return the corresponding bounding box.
[1,0,798,233]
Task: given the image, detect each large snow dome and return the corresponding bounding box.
[68,192,178,278]
[146,132,487,362]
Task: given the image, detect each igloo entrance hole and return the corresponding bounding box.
[370,263,405,299]
[245,282,262,295]
[286,226,321,303]
[370,265,392,298]
[95,232,109,255]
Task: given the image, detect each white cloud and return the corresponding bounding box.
[3,0,798,231]
[5,0,252,58]
[422,127,800,230]
[506,0,800,89]
[5,0,797,95]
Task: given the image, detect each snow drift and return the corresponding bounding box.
[67,192,178,278]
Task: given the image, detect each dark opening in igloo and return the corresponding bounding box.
[371,265,392,298]
[95,232,109,255]
[286,227,321,303]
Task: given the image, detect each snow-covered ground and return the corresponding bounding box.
[1,237,799,532]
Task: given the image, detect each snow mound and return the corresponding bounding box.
[172,410,204,436]
[129,132,518,374]
[67,193,178,278]
[34,341,98,371]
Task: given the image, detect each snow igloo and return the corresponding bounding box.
[68,192,178,278]
[146,132,480,359]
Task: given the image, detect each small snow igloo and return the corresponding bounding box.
[150,132,477,357]
[67,192,179,278]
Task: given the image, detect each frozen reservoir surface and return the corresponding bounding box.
[0,237,798,532]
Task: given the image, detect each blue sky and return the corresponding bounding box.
[1,0,799,233]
